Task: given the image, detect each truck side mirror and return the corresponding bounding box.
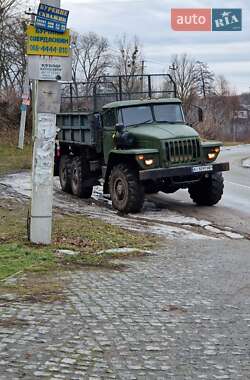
[115,123,125,134]
[198,107,203,123]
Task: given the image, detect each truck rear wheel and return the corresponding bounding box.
[109,164,144,213]
[59,155,72,193]
[71,156,93,198]
[188,172,224,206]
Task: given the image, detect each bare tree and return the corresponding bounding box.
[166,55,239,140]
[72,31,111,95]
[0,0,18,16]
[168,54,199,105]
[114,35,144,96]
[0,0,26,94]
[196,61,214,98]
[61,31,111,111]
[214,75,231,96]
[196,76,239,139]
[0,0,27,138]
[167,54,215,105]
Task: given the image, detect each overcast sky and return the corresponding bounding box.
[47,0,249,93]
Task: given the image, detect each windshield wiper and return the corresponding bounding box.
[128,119,153,127]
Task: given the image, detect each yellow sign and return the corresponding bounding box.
[26,25,70,57]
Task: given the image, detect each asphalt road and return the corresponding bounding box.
[148,145,250,236]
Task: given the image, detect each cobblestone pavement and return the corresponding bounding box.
[1,239,250,380]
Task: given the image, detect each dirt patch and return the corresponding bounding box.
[162,304,188,314]
[0,317,30,328]
[1,273,66,304]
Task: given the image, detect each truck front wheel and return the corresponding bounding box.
[188,172,224,206]
[71,157,93,198]
[59,155,72,193]
[109,164,144,213]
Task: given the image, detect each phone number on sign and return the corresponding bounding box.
[28,45,69,55]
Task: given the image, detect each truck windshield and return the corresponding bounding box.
[121,106,153,127]
[154,104,184,123]
[121,103,184,127]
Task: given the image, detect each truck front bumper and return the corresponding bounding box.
[139,162,230,181]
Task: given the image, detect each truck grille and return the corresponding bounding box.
[166,139,200,164]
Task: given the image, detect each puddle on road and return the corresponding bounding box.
[0,172,245,241]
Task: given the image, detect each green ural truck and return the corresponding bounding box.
[55,74,229,213]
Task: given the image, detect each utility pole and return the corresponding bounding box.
[169,63,177,72]
[30,81,60,244]
[29,0,63,244]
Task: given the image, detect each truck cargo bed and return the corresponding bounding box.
[56,112,96,146]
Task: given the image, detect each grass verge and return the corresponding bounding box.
[0,144,32,175]
[0,198,157,283]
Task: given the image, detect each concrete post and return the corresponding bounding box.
[30,0,61,244]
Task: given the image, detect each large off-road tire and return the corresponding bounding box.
[54,159,59,177]
[109,164,144,213]
[59,155,72,193]
[71,156,93,198]
[188,172,224,206]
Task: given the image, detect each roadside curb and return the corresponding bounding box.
[242,158,250,168]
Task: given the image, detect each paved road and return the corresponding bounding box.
[148,145,250,236]
[1,239,250,380]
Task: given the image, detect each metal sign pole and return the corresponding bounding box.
[18,105,27,150]
[30,0,61,244]
[18,67,30,149]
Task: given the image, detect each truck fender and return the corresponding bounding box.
[103,152,139,194]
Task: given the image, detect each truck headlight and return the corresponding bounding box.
[208,147,220,161]
[145,158,154,166]
[136,154,158,168]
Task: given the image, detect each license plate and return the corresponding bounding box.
[192,165,213,173]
